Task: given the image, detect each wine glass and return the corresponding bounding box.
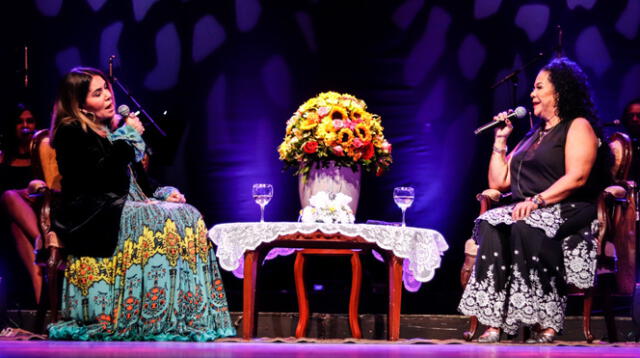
[393,186,415,227]
[252,184,273,223]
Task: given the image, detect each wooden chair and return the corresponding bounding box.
[28,129,65,332]
[460,132,636,343]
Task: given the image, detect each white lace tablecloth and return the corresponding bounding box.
[208,222,449,285]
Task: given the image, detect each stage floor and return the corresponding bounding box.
[1,341,640,358]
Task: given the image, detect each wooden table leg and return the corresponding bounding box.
[294,251,309,338]
[349,252,362,339]
[388,255,403,341]
[243,250,260,340]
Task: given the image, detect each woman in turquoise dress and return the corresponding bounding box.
[47,67,235,341]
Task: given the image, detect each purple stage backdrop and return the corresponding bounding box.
[2,0,639,313]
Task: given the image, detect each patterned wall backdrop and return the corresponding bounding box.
[4,0,639,313]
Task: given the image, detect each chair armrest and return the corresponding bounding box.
[604,185,627,200]
[460,238,478,288]
[476,189,510,214]
[476,189,502,202]
[595,190,614,256]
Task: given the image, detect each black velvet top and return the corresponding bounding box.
[52,121,135,257]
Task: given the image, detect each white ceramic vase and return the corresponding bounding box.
[298,161,362,215]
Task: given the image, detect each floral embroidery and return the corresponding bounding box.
[476,203,565,238]
[562,228,597,289]
[459,265,507,329]
[503,265,566,335]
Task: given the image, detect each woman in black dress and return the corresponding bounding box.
[0,103,42,303]
[458,57,611,343]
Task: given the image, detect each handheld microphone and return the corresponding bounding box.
[117,104,139,118]
[474,106,528,135]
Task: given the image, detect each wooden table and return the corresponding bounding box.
[241,230,404,341]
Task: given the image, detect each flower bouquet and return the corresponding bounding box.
[300,191,355,224]
[277,91,392,178]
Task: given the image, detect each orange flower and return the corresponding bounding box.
[300,112,320,130]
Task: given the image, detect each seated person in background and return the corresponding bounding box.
[458,57,611,343]
[620,97,640,181]
[0,103,42,304]
[47,67,235,341]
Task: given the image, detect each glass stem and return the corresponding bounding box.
[401,208,406,227]
[260,205,265,223]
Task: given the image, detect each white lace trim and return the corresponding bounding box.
[504,265,566,335]
[477,203,565,238]
[458,265,507,329]
[208,222,448,282]
[562,231,597,289]
[459,264,567,335]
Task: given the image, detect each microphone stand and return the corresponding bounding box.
[553,25,564,58]
[490,52,544,109]
[24,45,29,88]
[107,55,167,137]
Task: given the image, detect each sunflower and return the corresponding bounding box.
[328,106,348,121]
[355,122,372,143]
[350,108,365,122]
[337,128,354,147]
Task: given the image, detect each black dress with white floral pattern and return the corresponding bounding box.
[458,118,607,335]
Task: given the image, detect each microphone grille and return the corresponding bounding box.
[514,106,528,119]
[117,104,130,117]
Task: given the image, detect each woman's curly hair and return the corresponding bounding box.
[543,57,612,187]
[542,57,600,126]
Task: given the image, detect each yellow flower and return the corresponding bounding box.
[337,128,354,146]
[317,117,335,134]
[285,115,299,135]
[350,108,365,122]
[278,142,289,160]
[300,112,320,130]
[355,122,372,143]
[328,106,348,121]
[323,132,337,146]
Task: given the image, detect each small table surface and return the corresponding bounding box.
[208,222,448,340]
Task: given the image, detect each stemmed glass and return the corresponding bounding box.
[252,184,273,223]
[393,186,415,227]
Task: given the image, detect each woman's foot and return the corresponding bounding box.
[526,328,556,344]
[477,328,501,343]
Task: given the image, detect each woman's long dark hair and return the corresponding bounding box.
[50,67,112,147]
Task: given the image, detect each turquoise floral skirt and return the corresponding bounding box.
[48,198,236,341]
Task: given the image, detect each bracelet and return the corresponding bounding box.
[492,145,508,154]
[495,134,509,138]
[530,194,546,207]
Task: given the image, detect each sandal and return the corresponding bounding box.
[478,329,501,343]
[526,329,555,344]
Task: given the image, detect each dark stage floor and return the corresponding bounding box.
[1,340,640,358]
